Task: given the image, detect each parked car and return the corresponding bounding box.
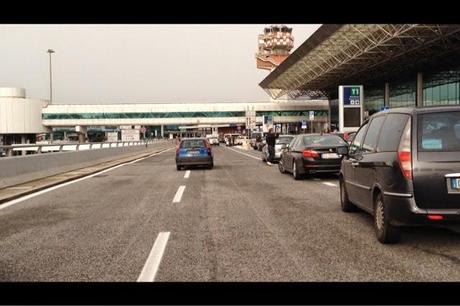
[256,137,266,151]
[250,132,263,149]
[176,138,214,170]
[339,106,460,244]
[224,133,240,146]
[235,135,246,145]
[261,135,294,162]
[278,134,348,179]
[206,135,219,145]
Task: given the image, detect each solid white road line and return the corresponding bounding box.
[0,147,174,211]
[322,182,338,187]
[226,147,262,161]
[137,231,171,282]
[172,185,186,203]
[184,170,190,179]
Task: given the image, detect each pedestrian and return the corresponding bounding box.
[265,128,277,166]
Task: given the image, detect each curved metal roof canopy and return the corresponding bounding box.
[259,24,460,99]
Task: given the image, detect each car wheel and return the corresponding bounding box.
[374,193,400,244]
[176,165,181,171]
[292,159,302,180]
[208,163,214,170]
[278,160,286,173]
[340,177,356,212]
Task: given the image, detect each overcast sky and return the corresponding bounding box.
[0,24,320,104]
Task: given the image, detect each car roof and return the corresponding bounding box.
[297,133,344,137]
[370,105,460,118]
[181,138,206,141]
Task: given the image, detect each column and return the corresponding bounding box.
[161,125,164,138]
[416,72,423,107]
[384,82,390,108]
[20,135,25,155]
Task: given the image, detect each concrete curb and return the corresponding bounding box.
[0,146,172,205]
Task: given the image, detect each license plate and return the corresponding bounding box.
[188,151,200,156]
[451,178,460,190]
[322,153,340,159]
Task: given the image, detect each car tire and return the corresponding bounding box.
[340,177,356,212]
[292,159,302,180]
[176,165,182,171]
[374,193,400,244]
[278,160,286,173]
[208,163,214,170]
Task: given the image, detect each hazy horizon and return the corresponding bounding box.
[0,24,320,104]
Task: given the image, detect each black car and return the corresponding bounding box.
[278,134,348,180]
[176,138,214,170]
[340,106,460,244]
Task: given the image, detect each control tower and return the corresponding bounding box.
[256,25,294,71]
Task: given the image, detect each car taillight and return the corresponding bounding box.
[398,118,412,180]
[303,149,319,158]
[428,214,443,221]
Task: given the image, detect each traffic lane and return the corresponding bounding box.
[157,146,302,281]
[0,149,179,281]
[221,146,460,281]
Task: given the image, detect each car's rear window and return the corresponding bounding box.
[180,139,206,149]
[303,135,347,146]
[276,136,294,144]
[418,111,460,152]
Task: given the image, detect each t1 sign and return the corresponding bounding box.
[343,86,361,106]
[338,85,364,133]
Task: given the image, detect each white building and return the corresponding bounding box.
[0,88,49,145]
[0,87,330,143]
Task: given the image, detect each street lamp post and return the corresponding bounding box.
[47,49,55,103]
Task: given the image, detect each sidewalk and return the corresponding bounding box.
[0,146,173,205]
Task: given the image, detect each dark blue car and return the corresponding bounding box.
[176,138,214,170]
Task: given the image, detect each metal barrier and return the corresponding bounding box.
[0,139,167,158]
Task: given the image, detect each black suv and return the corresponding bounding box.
[339,106,460,244]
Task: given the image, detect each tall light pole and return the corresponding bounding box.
[47,49,55,103]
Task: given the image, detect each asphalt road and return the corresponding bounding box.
[0,145,459,281]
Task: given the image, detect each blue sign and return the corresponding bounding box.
[344,87,361,106]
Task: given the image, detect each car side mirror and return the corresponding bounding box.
[337,146,348,155]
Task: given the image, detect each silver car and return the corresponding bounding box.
[261,135,294,162]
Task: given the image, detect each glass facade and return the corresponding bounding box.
[42,111,246,120]
[389,79,416,108]
[256,110,328,117]
[43,110,329,120]
[364,87,384,115]
[329,96,339,129]
[423,69,460,107]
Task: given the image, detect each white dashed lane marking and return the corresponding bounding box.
[172,185,186,203]
[137,232,171,282]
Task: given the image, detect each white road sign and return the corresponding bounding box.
[107,132,118,142]
[121,129,140,141]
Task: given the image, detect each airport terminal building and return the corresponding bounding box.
[0,87,329,144]
[259,24,460,126]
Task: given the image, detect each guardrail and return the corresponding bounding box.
[0,139,167,157]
